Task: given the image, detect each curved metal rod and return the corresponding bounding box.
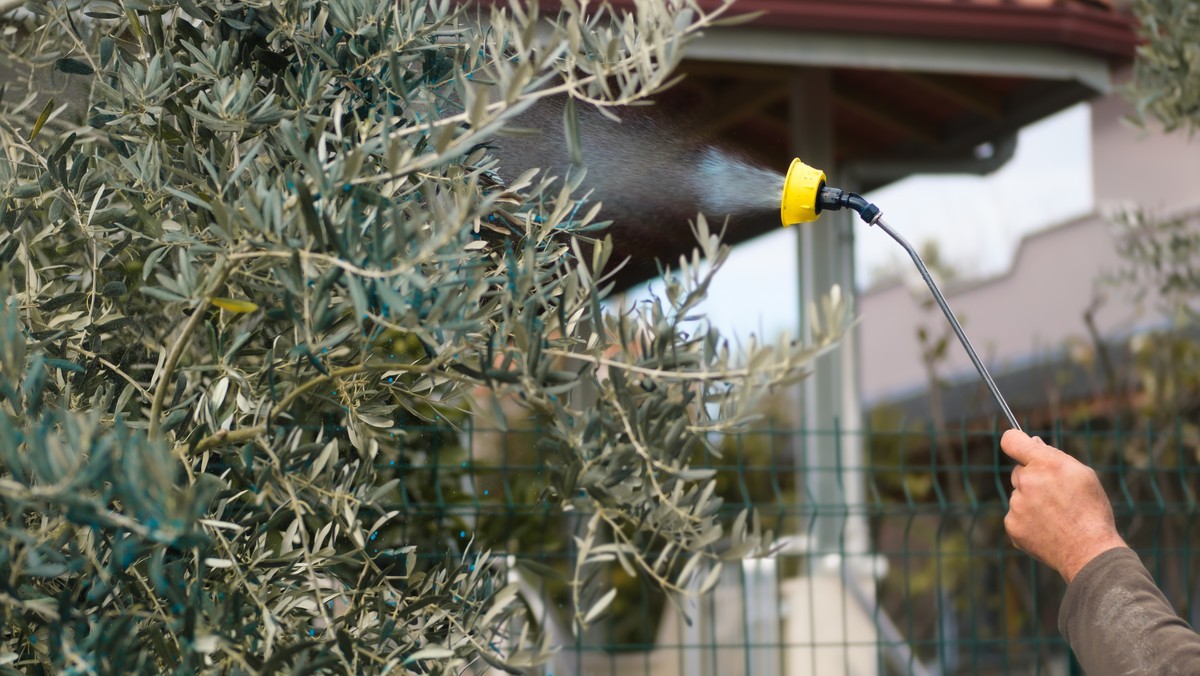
[873,217,1021,431]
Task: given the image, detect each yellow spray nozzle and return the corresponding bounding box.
[781,158,826,226]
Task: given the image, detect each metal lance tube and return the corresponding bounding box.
[871,217,1021,431]
[781,158,1022,431]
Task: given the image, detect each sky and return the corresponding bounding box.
[628,103,1095,343]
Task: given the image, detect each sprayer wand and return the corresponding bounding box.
[782,159,1021,431]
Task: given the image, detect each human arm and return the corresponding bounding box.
[1060,547,1200,675]
[1000,429,1126,582]
[1001,429,1200,674]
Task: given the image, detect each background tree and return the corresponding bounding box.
[1076,0,1200,622]
[1127,0,1200,135]
[0,0,845,672]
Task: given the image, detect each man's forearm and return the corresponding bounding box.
[1060,548,1200,675]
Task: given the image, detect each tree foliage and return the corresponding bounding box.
[1128,0,1200,134]
[0,0,844,671]
[1111,0,1200,423]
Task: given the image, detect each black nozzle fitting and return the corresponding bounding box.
[817,186,882,225]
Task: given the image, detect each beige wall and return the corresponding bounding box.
[1091,76,1200,212]
[860,217,1134,404]
[859,81,1200,406]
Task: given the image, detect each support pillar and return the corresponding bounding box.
[787,67,877,674]
[789,69,867,560]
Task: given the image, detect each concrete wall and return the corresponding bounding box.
[1091,76,1200,212]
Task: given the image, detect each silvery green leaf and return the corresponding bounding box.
[582,587,616,626]
[403,647,455,664]
[562,96,583,166]
[139,286,188,303]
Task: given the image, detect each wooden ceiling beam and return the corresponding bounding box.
[698,82,790,136]
[833,85,942,145]
[679,59,793,81]
[899,72,1006,120]
[831,130,881,163]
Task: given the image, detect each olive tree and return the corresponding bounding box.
[1105,0,1200,422]
[1127,0,1200,135]
[0,0,843,672]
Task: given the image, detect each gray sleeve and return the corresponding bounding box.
[1059,547,1200,675]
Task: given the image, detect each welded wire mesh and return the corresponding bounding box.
[389,420,1200,676]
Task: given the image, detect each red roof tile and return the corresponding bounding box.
[920,0,1110,6]
[723,0,1137,61]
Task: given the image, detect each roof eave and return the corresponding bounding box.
[711,0,1138,63]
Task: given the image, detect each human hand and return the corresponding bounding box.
[1002,429,1127,583]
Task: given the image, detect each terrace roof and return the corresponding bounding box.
[605,0,1138,287]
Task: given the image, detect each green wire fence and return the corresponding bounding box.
[384,420,1200,675]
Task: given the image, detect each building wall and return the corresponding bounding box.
[859,85,1200,407]
[1091,79,1200,212]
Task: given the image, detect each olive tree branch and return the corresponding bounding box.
[184,360,477,455]
[149,257,231,439]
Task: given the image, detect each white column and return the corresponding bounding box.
[743,557,781,676]
[787,67,876,675]
[789,69,868,560]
